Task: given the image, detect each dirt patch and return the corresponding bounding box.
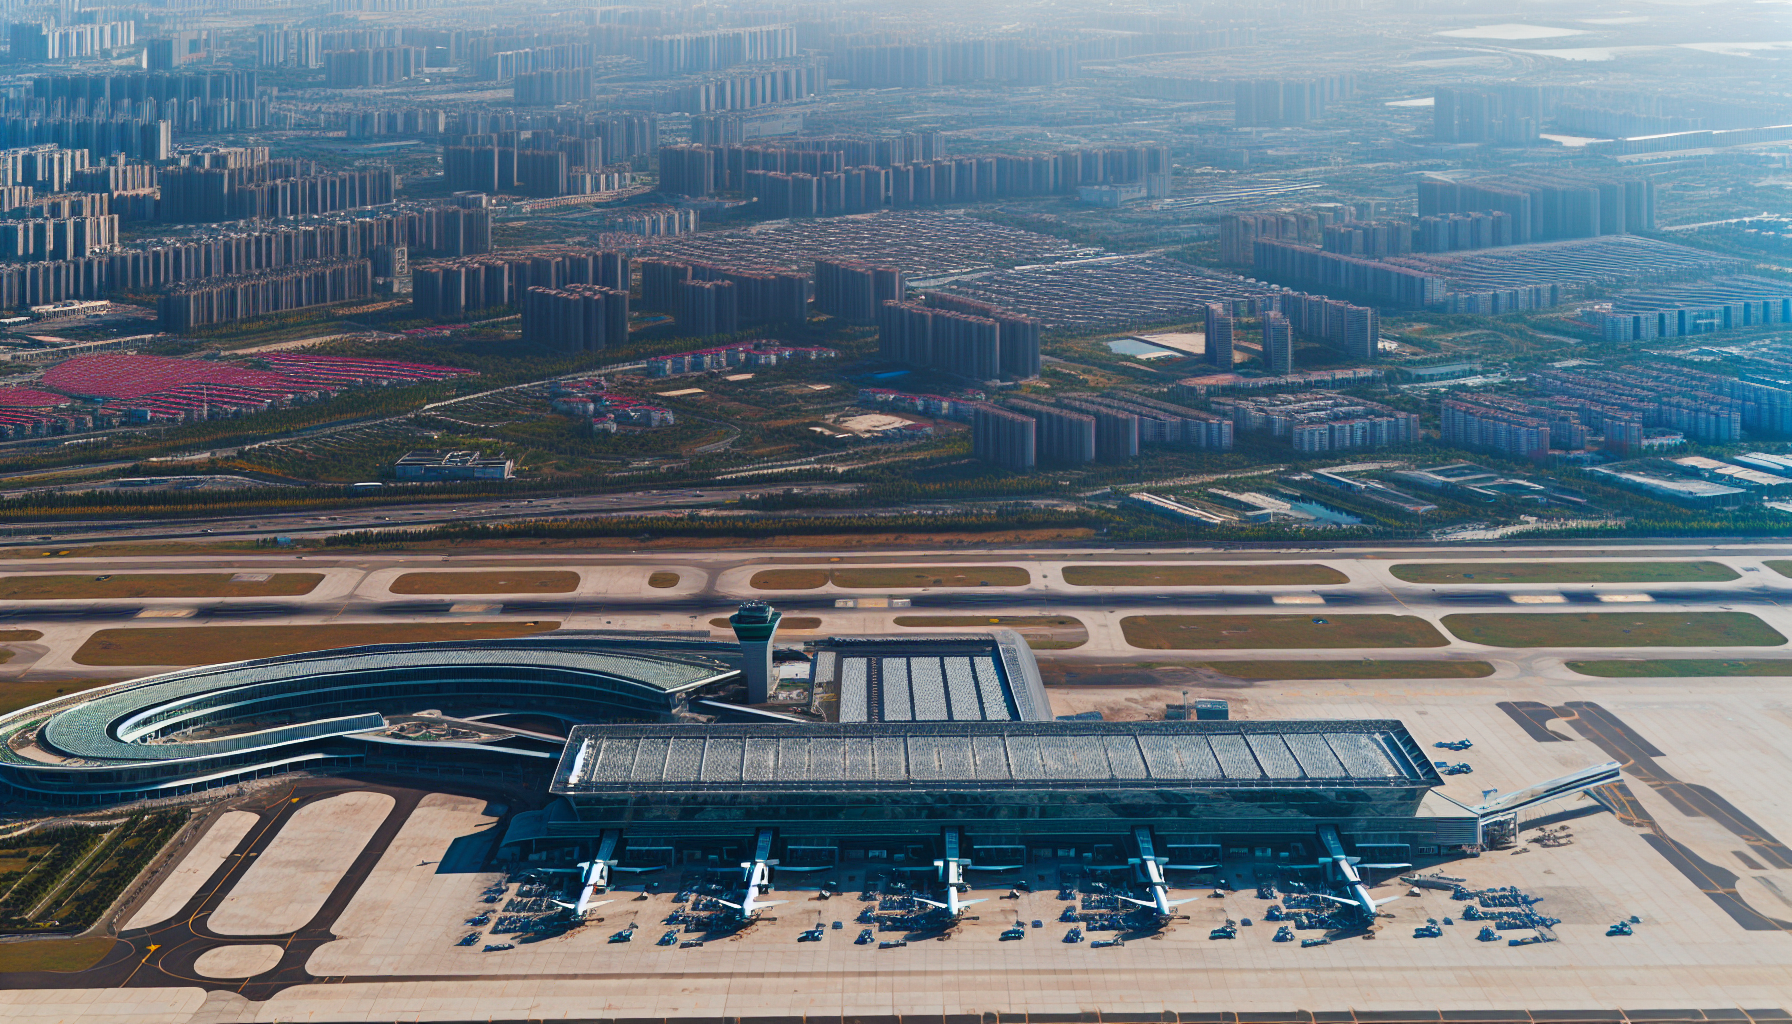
[388,571,579,595]
[73,621,562,666]
[1063,564,1347,587]
[647,571,679,588]
[0,573,323,600]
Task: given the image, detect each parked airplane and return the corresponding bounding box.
[1113,827,1213,919]
[712,828,787,918]
[912,827,988,918]
[1305,825,1407,923]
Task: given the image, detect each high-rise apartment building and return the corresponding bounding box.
[1263,312,1293,375]
[522,283,630,353]
[813,259,903,322]
[1006,399,1096,466]
[676,278,739,337]
[972,405,1036,470]
[1203,303,1235,369]
[1440,397,1553,458]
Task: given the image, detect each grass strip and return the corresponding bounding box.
[1393,561,1739,584]
[388,571,579,595]
[1063,564,1346,586]
[0,574,322,600]
[1443,612,1785,648]
[1568,659,1792,677]
[1121,614,1448,650]
[74,621,562,666]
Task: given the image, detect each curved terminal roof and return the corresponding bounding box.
[0,632,742,801]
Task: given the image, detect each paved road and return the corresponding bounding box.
[6,777,528,1000]
[0,483,863,546]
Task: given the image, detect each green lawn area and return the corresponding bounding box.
[73,621,562,666]
[1764,561,1792,580]
[751,566,1030,589]
[0,573,324,600]
[1392,561,1740,584]
[647,572,680,588]
[0,935,115,972]
[1568,659,1792,677]
[1443,612,1786,648]
[1063,564,1347,586]
[1121,614,1448,650]
[0,677,124,715]
[1196,659,1495,680]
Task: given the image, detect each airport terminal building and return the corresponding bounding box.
[0,615,1502,872]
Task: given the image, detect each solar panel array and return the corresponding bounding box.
[569,727,1409,788]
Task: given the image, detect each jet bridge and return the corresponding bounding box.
[1115,826,1211,919]
[1434,761,1623,848]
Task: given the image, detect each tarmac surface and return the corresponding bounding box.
[6,544,1792,1019]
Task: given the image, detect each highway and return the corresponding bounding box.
[0,482,865,545]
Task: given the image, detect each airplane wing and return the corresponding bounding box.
[1308,893,1357,906]
[1164,863,1221,871]
[711,898,743,909]
[964,864,1024,871]
[1113,895,1157,908]
[1371,895,1403,907]
[1357,863,1413,870]
[958,897,988,907]
[912,896,947,909]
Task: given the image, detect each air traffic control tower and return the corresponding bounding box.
[729,600,782,703]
